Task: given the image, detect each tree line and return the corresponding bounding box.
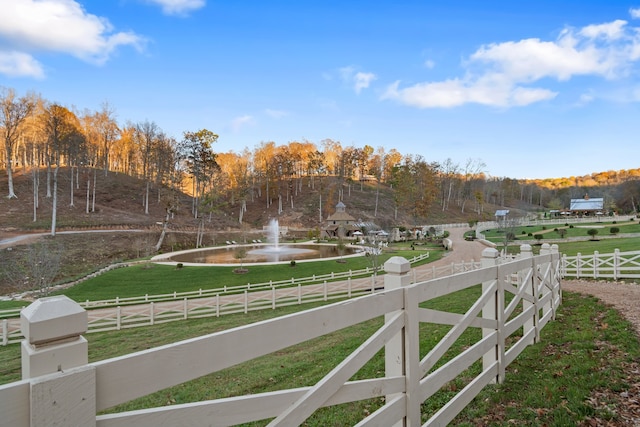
[2,86,639,239]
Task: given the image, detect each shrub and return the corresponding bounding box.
[542,226,547,230]
[569,225,574,228]
[612,221,617,224]
[610,227,620,235]
[290,260,296,267]
[534,234,543,243]
[587,228,599,240]
[521,231,526,235]
[176,263,184,269]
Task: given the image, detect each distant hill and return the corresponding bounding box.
[0,167,535,293]
[0,167,525,236]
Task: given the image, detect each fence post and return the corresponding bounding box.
[593,251,599,279]
[551,244,562,313]
[614,249,620,281]
[20,296,96,426]
[481,247,500,384]
[383,256,413,426]
[539,243,553,322]
[576,252,582,278]
[519,244,536,345]
[2,318,7,346]
[272,286,276,309]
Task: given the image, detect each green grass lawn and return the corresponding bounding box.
[0,245,440,310]
[556,237,640,256]
[483,220,640,243]
[50,247,440,303]
[501,237,640,258]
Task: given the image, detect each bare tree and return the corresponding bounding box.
[134,121,160,214]
[40,104,83,236]
[1,87,36,198]
[3,240,62,296]
[253,141,276,209]
[95,102,120,176]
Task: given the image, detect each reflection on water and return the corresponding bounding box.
[168,244,361,264]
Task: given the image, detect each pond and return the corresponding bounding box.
[154,243,364,265]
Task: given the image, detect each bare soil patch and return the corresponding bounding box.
[562,279,640,339]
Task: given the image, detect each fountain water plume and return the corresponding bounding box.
[268,218,280,250]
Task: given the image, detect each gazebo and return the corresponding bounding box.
[321,202,360,239]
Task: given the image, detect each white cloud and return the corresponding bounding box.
[381,78,556,108]
[354,72,376,93]
[265,109,288,119]
[384,17,640,109]
[0,0,145,77]
[339,66,377,93]
[144,0,205,16]
[630,7,640,19]
[424,59,435,69]
[231,115,254,131]
[0,51,44,78]
[579,19,627,40]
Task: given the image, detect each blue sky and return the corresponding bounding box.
[2,1,640,179]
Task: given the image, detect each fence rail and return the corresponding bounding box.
[2,252,484,347]
[0,253,431,315]
[1,253,429,346]
[561,249,640,280]
[0,247,562,426]
[4,246,639,347]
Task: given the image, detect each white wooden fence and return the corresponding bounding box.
[0,253,432,316]
[561,249,640,280]
[5,252,476,347]
[0,245,561,426]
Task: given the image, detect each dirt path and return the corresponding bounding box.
[429,227,488,265]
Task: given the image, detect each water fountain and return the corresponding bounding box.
[151,218,364,266]
[246,219,314,261]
